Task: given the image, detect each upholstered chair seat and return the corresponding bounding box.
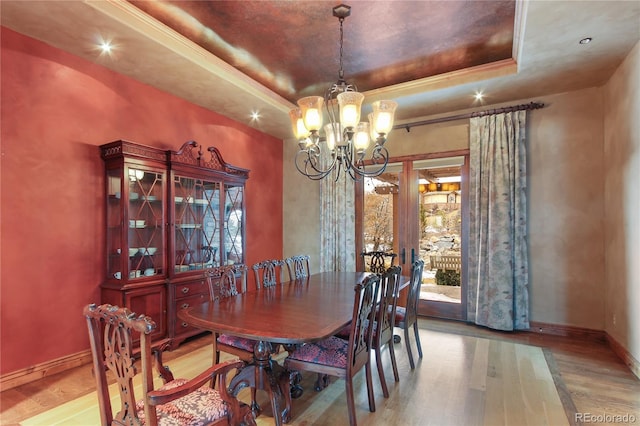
[217,334,258,353]
[286,336,349,368]
[135,378,228,425]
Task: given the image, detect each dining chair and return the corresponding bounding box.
[393,259,425,369]
[207,264,256,364]
[252,259,285,288]
[284,254,310,280]
[83,303,254,426]
[372,265,402,398]
[361,251,397,274]
[283,274,381,426]
[207,265,260,409]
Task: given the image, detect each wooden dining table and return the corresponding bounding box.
[178,271,407,425]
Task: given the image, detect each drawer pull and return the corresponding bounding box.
[181,322,189,328]
[181,303,189,309]
[181,287,189,294]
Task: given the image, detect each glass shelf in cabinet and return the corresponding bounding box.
[177,224,201,229]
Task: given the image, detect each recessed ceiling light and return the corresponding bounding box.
[99,41,112,53]
[250,111,260,121]
[474,91,484,101]
[93,35,117,58]
[579,37,592,45]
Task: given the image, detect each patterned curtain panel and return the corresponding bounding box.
[468,110,530,331]
[319,172,356,272]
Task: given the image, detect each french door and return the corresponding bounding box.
[356,152,469,320]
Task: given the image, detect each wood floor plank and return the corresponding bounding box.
[469,337,490,391]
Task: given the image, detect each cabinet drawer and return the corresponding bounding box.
[174,292,208,335]
[175,280,208,299]
[176,292,208,311]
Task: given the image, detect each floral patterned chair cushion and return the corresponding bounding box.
[217,333,257,352]
[286,336,349,368]
[135,378,228,425]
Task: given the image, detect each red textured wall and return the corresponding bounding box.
[0,27,283,375]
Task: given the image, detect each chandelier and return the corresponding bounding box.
[289,4,398,181]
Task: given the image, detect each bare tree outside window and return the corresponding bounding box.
[363,188,393,252]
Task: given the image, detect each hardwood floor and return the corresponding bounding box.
[1,318,638,425]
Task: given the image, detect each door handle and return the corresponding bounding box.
[411,248,415,264]
[400,248,406,264]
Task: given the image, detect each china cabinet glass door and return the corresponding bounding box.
[173,175,221,272]
[224,183,244,265]
[106,165,165,281]
[106,168,123,279]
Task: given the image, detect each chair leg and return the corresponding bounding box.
[345,376,358,426]
[404,325,415,369]
[413,321,423,359]
[365,360,376,413]
[211,340,221,389]
[375,346,389,398]
[388,339,400,382]
[315,373,329,391]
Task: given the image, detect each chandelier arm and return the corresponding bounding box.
[345,162,359,181]
[349,146,390,178]
[371,145,389,164]
[308,149,339,175]
[295,150,324,179]
[299,158,333,181]
[294,149,339,180]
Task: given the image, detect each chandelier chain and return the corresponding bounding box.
[338,17,345,81]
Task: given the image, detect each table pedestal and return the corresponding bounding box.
[229,340,293,425]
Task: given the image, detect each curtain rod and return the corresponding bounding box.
[394,101,545,132]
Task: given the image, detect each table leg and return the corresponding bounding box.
[229,340,292,425]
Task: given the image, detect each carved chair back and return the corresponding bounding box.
[372,265,402,397]
[348,274,380,374]
[284,254,311,281]
[404,259,425,327]
[252,259,285,288]
[376,265,402,343]
[361,251,397,274]
[207,264,248,301]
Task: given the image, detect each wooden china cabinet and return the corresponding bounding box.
[100,140,249,347]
